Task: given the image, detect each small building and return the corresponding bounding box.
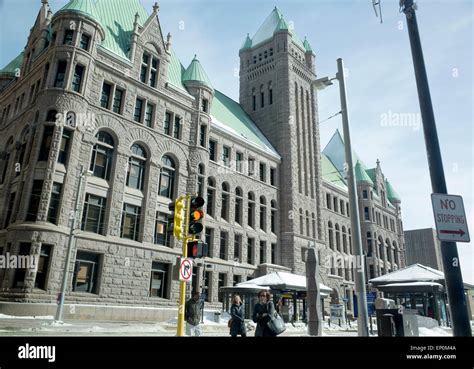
[220,271,332,322]
[404,228,443,272]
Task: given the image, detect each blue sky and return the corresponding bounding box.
[1,0,472,283]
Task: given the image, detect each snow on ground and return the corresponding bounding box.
[0,314,54,320]
[418,326,452,336]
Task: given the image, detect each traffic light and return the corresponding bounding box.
[169,196,186,241]
[188,196,205,236]
[187,240,209,258]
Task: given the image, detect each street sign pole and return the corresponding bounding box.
[177,195,191,337]
[401,0,471,336]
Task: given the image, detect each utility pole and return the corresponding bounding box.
[400,0,471,336]
[55,165,86,323]
[336,58,369,337]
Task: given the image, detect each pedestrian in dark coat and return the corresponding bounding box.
[229,295,247,337]
[252,290,277,337]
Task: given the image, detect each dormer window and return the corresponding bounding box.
[140,52,159,88]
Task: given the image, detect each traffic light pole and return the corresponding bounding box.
[401,0,471,337]
[177,195,191,337]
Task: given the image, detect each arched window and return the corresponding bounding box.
[268,81,273,105]
[348,228,352,254]
[335,224,341,252]
[158,155,175,199]
[221,182,230,220]
[260,84,264,108]
[235,187,243,225]
[393,241,399,268]
[252,88,256,111]
[248,192,255,228]
[207,177,216,217]
[141,51,160,88]
[386,239,392,263]
[1,137,14,185]
[259,196,267,231]
[197,164,205,197]
[271,200,277,233]
[311,212,316,238]
[328,221,334,250]
[342,226,347,253]
[378,236,384,261]
[299,208,304,235]
[127,144,147,190]
[90,131,114,180]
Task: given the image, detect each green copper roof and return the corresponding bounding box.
[182,55,213,89]
[366,168,376,183]
[58,0,100,23]
[385,179,401,202]
[244,7,306,50]
[303,37,313,53]
[241,33,252,50]
[167,48,190,94]
[321,154,347,190]
[0,52,23,75]
[211,90,279,157]
[355,160,374,184]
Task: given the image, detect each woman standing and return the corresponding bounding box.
[252,290,277,337]
[229,295,247,337]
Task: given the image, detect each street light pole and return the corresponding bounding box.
[336,58,369,337]
[54,164,86,323]
[400,0,471,336]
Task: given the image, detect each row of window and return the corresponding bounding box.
[299,209,317,238]
[366,232,400,266]
[325,193,350,217]
[247,48,274,67]
[363,206,397,232]
[327,222,353,255]
[208,141,277,185]
[204,228,277,266]
[251,82,273,110]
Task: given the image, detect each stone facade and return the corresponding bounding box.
[0,2,405,320]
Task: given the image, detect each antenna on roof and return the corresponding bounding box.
[372,0,383,24]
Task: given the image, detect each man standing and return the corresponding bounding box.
[185,292,202,336]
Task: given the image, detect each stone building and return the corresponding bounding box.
[0,0,405,320]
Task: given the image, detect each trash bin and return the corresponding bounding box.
[214,312,221,323]
[376,308,419,336]
[378,313,396,337]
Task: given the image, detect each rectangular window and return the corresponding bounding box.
[271,243,276,264]
[233,275,241,286]
[112,88,124,114]
[340,200,345,216]
[150,262,169,298]
[81,194,107,235]
[100,82,112,109]
[205,228,214,258]
[362,190,368,199]
[236,152,243,173]
[72,251,101,294]
[333,197,338,213]
[252,95,256,111]
[222,146,230,167]
[173,116,181,139]
[80,34,90,51]
[12,243,31,288]
[150,57,159,87]
[63,30,74,45]
[269,88,273,105]
[270,168,276,186]
[259,240,266,264]
[259,162,266,182]
[71,65,84,93]
[218,273,226,302]
[209,140,216,162]
[201,98,209,113]
[364,207,370,221]
[4,192,16,227]
[204,271,211,302]
[121,204,141,241]
[54,61,67,88]
[26,180,43,221]
[346,203,350,216]
[35,244,52,289]
[234,234,242,261]
[271,208,276,233]
[260,91,264,108]
[57,128,72,165]
[145,102,154,128]
[248,158,255,176]
[247,237,254,265]
[326,194,331,209]
[47,182,62,224]
[134,98,144,122]
[154,212,172,247]
[235,196,242,224]
[164,112,172,135]
[38,125,55,161]
[219,231,228,260]
[200,125,207,147]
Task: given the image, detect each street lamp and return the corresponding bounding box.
[313,58,369,337]
[54,164,91,323]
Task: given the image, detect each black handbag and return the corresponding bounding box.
[266,305,286,335]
